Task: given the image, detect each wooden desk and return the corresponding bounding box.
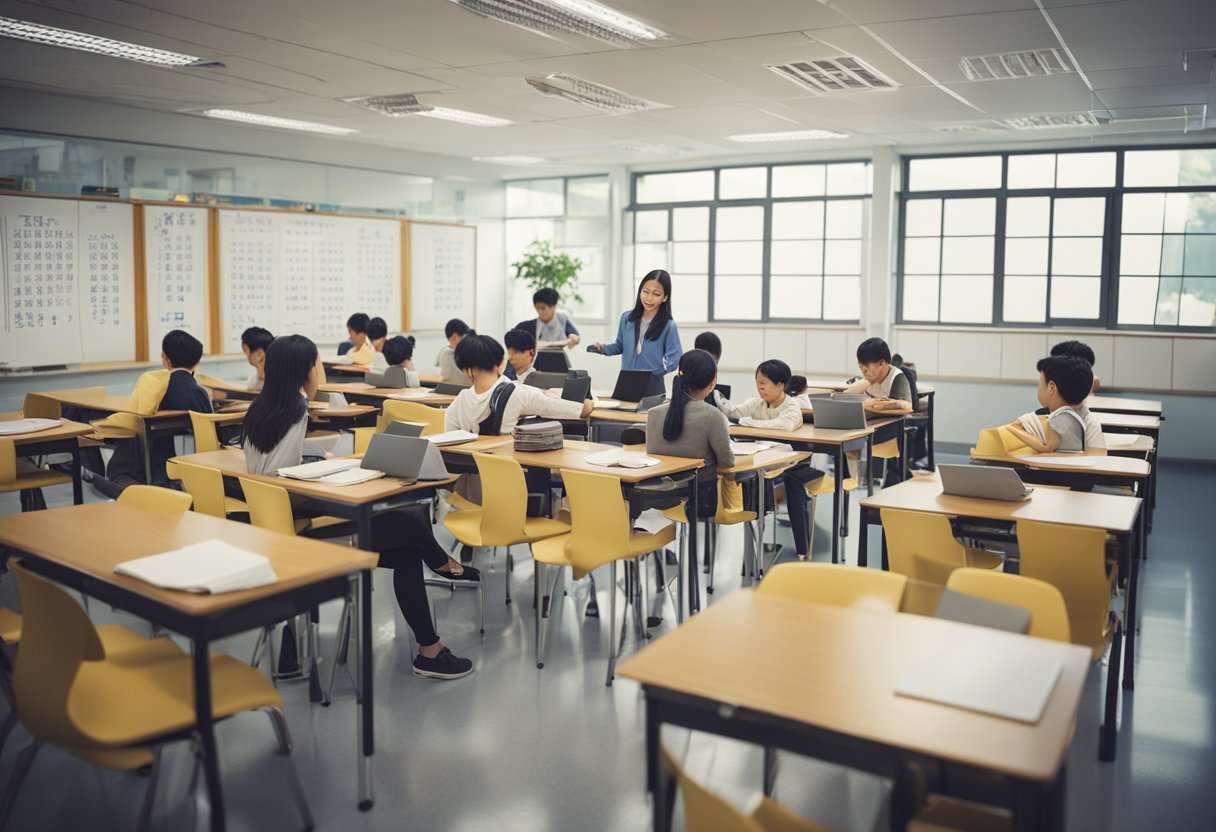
[618,590,1089,832]
[1088,395,1163,417]
[1104,433,1154,455]
[322,361,371,377]
[418,372,442,388]
[432,435,514,456]
[1,414,93,504]
[1095,412,1161,435]
[969,451,1150,489]
[321,383,456,408]
[0,504,378,831]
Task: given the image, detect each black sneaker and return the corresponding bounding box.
[459,544,474,564]
[585,597,600,618]
[413,647,473,680]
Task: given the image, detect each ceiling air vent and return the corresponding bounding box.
[343,93,433,117]
[961,49,1075,81]
[1003,112,1104,129]
[767,56,899,94]
[525,73,663,112]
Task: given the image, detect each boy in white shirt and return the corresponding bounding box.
[337,312,375,366]
[1006,355,1105,453]
[844,337,912,414]
[504,328,538,384]
[437,318,470,383]
[367,317,389,371]
[241,326,274,391]
[717,359,824,560]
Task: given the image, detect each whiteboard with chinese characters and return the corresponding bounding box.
[218,209,401,353]
[0,195,135,367]
[408,221,476,331]
[143,205,209,348]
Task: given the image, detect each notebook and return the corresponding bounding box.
[0,418,61,436]
[586,449,660,469]
[424,430,478,446]
[277,458,363,481]
[387,390,433,400]
[116,540,278,594]
[729,441,776,456]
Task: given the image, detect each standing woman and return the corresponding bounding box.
[242,334,477,680]
[591,269,682,398]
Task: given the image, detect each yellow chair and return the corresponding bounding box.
[442,453,570,616]
[759,562,908,613]
[378,400,445,435]
[174,461,249,518]
[880,509,1003,586]
[0,437,72,510]
[908,794,1012,832]
[661,746,831,832]
[0,562,312,830]
[189,411,233,453]
[353,426,376,455]
[531,468,676,684]
[115,484,193,516]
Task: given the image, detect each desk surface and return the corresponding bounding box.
[1104,433,1155,453]
[484,439,702,482]
[42,389,180,418]
[1087,395,1163,415]
[436,436,515,456]
[590,408,648,424]
[718,447,808,477]
[1095,412,1161,430]
[730,421,879,446]
[970,451,1151,478]
[1,414,93,445]
[617,590,1090,783]
[321,382,455,406]
[173,449,455,505]
[0,503,375,617]
[860,472,1141,533]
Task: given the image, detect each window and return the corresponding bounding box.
[629,162,872,323]
[898,146,1216,330]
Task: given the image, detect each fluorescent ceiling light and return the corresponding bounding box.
[0,15,220,67]
[450,0,666,46]
[934,124,1002,133]
[200,109,357,135]
[525,73,663,112]
[618,142,686,155]
[415,107,511,126]
[1003,112,1101,129]
[343,93,432,116]
[473,155,545,165]
[961,49,1074,82]
[727,129,849,143]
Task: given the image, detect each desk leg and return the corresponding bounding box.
[646,698,670,832]
[359,568,375,810]
[1124,515,1141,692]
[831,448,843,565]
[70,443,83,505]
[687,476,700,616]
[866,434,875,497]
[753,474,766,581]
[858,507,869,568]
[142,426,154,486]
[191,637,226,832]
[1013,766,1066,832]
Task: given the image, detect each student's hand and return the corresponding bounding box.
[736,417,752,426]
[212,390,227,401]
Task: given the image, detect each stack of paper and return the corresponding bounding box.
[425,430,478,446]
[116,540,278,594]
[586,449,661,469]
[388,390,433,400]
[729,441,776,456]
[0,418,61,436]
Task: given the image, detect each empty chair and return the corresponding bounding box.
[378,399,445,435]
[880,509,1003,585]
[114,484,193,516]
[174,461,248,518]
[189,410,233,453]
[945,568,1070,642]
[0,437,72,512]
[759,562,908,613]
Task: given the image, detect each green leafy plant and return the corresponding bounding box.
[511,241,584,304]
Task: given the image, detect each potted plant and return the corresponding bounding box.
[511,241,584,305]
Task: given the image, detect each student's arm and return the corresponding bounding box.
[717,396,744,420]
[563,316,581,349]
[843,378,869,395]
[444,393,475,432]
[599,314,626,356]
[516,385,589,421]
[662,321,683,375]
[864,397,912,414]
[738,399,801,431]
[708,411,736,469]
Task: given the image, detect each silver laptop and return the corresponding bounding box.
[384,420,425,438]
[939,464,1033,502]
[361,433,450,481]
[936,588,1032,634]
[364,366,410,388]
[522,371,567,390]
[811,397,867,430]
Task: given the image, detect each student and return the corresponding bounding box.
[241,326,275,392]
[845,337,913,414]
[1006,355,1104,453]
[242,334,476,680]
[367,317,390,370]
[718,359,824,561]
[646,349,734,519]
[383,335,421,387]
[693,331,721,363]
[101,330,213,494]
[337,313,375,366]
[786,375,812,407]
[437,318,470,383]
[514,287,580,350]
[591,270,682,399]
[444,333,592,436]
[1050,339,1100,392]
[503,328,538,384]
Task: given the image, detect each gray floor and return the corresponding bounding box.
[0,454,1213,831]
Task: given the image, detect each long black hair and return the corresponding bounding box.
[663,349,717,442]
[628,269,673,342]
[242,334,317,454]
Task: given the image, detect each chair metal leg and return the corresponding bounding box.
[266,624,279,688]
[136,746,163,832]
[0,738,41,828]
[1100,619,1124,762]
[503,547,513,605]
[807,493,818,559]
[265,708,315,829]
[323,594,352,706]
[676,524,686,624]
[535,563,548,668]
[250,626,267,669]
[606,561,618,687]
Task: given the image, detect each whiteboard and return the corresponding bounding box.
[409,222,476,331]
[0,195,135,367]
[219,210,401,352]
[144,205,209,348]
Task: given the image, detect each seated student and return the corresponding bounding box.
[367,317,390,370]
[101,330,213,494]
[694,330,729,407]
[514,287,580,350]
[242,326,275,391]
[243,334,476,679]
[336,313,375,366]
[437,318,470,383]
[1005,355,1104,454]
[503,329,538,384]
[717,359,824,561]
[382,335,421,387]
[786,375,812,407]
[1051,339,1100,392]
[844,337,913,414]
[646,350,735,519]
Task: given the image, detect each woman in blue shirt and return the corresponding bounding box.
[592,270,682,398]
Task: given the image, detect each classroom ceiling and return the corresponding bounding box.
[0,0,1213,170]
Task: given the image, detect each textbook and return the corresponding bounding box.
[586,449,660,469]
[0,418,61,436]
[116,540,278,594]
[387,390,434,400]
[425,430,478,446]
[278,458,363,481]
[729,441,776,456]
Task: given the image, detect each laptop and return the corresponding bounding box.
[534,350,571,373]
[364,366,410,388]
[939,464,1033,502]
[714,383,731,400]
[611,369,655,405]
[434,381,471,395]
[384,420,426,438]
[561,375,592,403]
[935,588,1032,634]
[361,433,450,481]
[523,371,567,390]
[810,397,868,430]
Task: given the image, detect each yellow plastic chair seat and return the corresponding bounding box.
[660,501,757,527]
[445,491,480,511]
[225,496,250,514]
[0,606,23,642]
[909,795,1012,832]
[444,510,570,548]
[532,524,676,576]
[806,473,857,496]
[872,438,900,459]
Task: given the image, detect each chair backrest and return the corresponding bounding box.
[10,561,104,750]
[1016,520,1112,655]
[239,477,298,536]
[176,463,229,518]
[353,427,375,456]
[562,468,633,579]
[190,411,228,453]
[758,562,908,613]
[946,567,1071,643]
[22,393,62,419]
[471,453,530,545]
[0,438,16,485]
[661,746,761,832]
[115,485,193,517]
[379,400,445,435]
[880,509,967,585]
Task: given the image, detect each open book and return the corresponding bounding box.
[277,458,383,485]
[586,449,661,469]
[425,430,478,446]
[729,441,776,456]
[0,418,61,436]
[387,390,434,400]
[116,540,278,594]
